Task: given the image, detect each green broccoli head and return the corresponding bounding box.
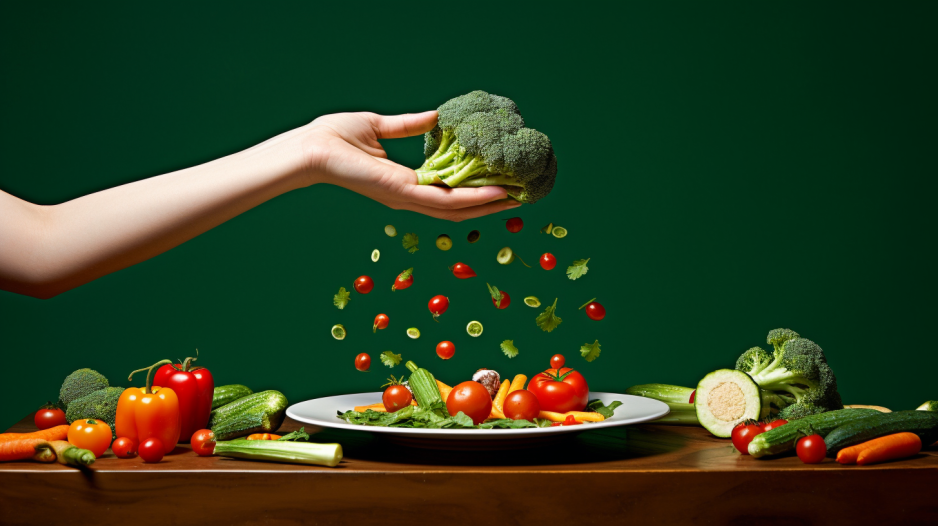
[766,328,800,353]
[65,387,125,436]
[59,368,109,410]
[416,90,556,204]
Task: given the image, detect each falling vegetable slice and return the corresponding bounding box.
[501,340,519,358]
[487,283,507,309]
[402,233,419,253]
[566,258,590,280]
[496,246,514,265]
[406,327,420,339]
[535,298,562,332]
[333,287,351,310]
[540,223,553,234]
[385,225,397,237]
[380,351,402,367]
[523,296,541,308]
[331,324,346,340]
[436,234,453,251]
[467,230,481,243]
[552,226,567,238]
[580,340,601,362]
[466,320,484,337]
[371,249,380,262]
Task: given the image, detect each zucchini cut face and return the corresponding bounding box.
[695,369,762,437]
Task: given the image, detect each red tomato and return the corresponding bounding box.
[373,313,389,332]
[540,253,557,270]
[67,419,112,458]
[503,390,540,421]
[34,404,66,430]
[382,385,413,412]
[436,341,456,360]
[428,295,449,320]
[492,290,511,309]
[763,419,788,432]
[111,437,137,459]
[585,302,606,321]
[450,262,477,279]
[527,368,589,413]
[139,437,165,463]
[190,429,216,456]
[505,217,523,233]
[796,434,826,464]
[392,268,413,291]
[446,381,493,425]
[563,415,581,426]
[731,422,764,455]
[355,353,371,372]
[354,276,374,294]
[550,354,565,369]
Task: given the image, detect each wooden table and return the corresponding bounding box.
[1,415,935,525]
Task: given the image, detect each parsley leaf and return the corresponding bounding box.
[402,233,419,253]
[486,282,505,307]
[580,339,601,362]
[333,287,350,309]
[535,298,562,332]
[566,258,590,280]
[277,427,311,442]
[380,351,402,367]
[587,400,623,419]
[500,339,519,358]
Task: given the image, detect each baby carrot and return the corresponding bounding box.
[856,432,922,466]
[837,440,879,464]
[0,438,51,462]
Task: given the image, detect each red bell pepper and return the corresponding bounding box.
[152,351,214,443]
[116,360,181,454]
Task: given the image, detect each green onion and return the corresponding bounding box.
[214,439,343,467]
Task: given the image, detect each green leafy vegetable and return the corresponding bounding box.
[277,427,311,442]
[337,401,554,429]
[580,340,601,362]
[402,233,419,253]
[566,258,590,280]
[535,298,562,332]
[333,287,350,310]
[486,282,505,308]
[500,340,519,358]
[587,400,623,419]
[380,351,402,368]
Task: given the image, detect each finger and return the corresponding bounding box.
[396,198,521,222]
[404,183,509,210]
[369,111,438,139]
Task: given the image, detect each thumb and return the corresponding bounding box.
[370,111,437,139]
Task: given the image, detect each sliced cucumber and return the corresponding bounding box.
[371,249,380,262]
[496,247,515,265]
[695,369,762,437]
[523,296,541,308]
[466,320,483,337]
[551,226,567,238]
[436,234,453,251]
[331,324,346,340]
[385,225,397,237]
[467,230,480,243]
[406,327,420,339]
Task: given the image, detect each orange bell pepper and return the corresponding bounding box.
[116,360,181,454]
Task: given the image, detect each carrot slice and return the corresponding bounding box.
[856,432,922,466]
[507,374,527,394]
[437,380,452,402]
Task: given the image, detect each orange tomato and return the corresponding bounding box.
[67,419,113,458]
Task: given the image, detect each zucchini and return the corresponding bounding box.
[626,384,695,404]
[695,369,763,437]
[212,384,254,410]
[917,400,938,412]
[214,439,342,467]
[748,408,880,458]
[824,410,938,456]
[209,390,288,440]
[404,361,442,407]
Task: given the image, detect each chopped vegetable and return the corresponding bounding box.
[566,258,589,280]
[466,320,483,337]
[917,401,937,411]
[214,438,342,467]
[436,341,455,360]
[373,313,389,332]
[496,247,530,267]
[535,298,562,332]
[579,340,601,362]
[500,340,519,358]
[391,268,413,291]
[380,351,402,368]
[355,353,371,372]
[540,223,553,234]
[246,433,283,440]
[587,400,623,419]
[402,233,419,253]
[406,327,420,339]
[492,380,511,413]
[537,410,603,423]
[467,230,480,243]
[331,324,346,340]
[551,226,567,238]
[277,427,311,442]
[371,249,380,262]
[487,282,509,309]
[505,217,523,233]
[339,402,550,429]
[385,225,397,237]
[333,287,351,309]
[523,296,541,308]
[436,234,453,251]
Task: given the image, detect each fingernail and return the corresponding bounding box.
[508,201,522,208]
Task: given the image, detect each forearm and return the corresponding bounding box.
[0,127,310,298]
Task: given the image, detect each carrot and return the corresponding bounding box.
[437,380,453,402]
[32,444,56,463]
[507,374,527,394]
[47,440,95,467]
[354,403,387,413]
[0,425,69,443]
[837,440,880,464]
[493,380,510,412]
[0,438,51,462]
[246,433,283,440]
[855,432,922,466]
[537,410,606,423]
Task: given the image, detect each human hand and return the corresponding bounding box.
[301,111,518,221]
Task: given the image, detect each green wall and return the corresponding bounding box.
[2,2,935,430]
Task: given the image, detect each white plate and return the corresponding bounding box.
[286,392,669,442]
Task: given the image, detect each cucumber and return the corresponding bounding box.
[824,410,938,456]
[404,361,442,407]
[214,439,342,467]
[626,384,695,404]
[695,369,762,438]
[748,408,880,458]
[917,400,938,412]
[209,390,288,440]
[212,384,254,410]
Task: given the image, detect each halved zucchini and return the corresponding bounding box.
[695,369,762,437]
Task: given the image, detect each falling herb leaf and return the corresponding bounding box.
[380,351,402,367]
[535,298,562,332]
[277,427,311,442]
[402,233,419,254]
[500,340,519,358]
[486,282,505,308]
[333,287,351,309]
[580,340,601,362]
[566,258,590,280]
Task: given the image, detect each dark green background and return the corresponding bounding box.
[2,2,935,430]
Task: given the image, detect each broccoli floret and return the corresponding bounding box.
[416,90,557,204]
[65,387,125,436]
[59,368,109,410]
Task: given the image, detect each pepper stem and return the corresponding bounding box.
[128,359,174,394]
[181,349,199,372]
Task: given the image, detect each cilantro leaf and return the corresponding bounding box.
[566,258,590,280]
[535,298,562,332]
[333,287,350,309]
[500,339,519,358]
[380,351,402,367]
[277,427,311,442]
[402,233,419,253]
[399,267,413,280]
[580,340,601,362]
[587,399,623,419]
[486,282,505,307]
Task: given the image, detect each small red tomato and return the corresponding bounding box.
[190,429,216,456]
[563,415,581,426]
[763,419,788,432]
[796,434,827,464]
[34,403,66,430]
[540,253,557,270]
[373,313,389,332]
[503,390,540,421]
[428,295,449,320]
[392,268,413,291]
[505,217,523,233]
[450,262,477,279]
[436,341,455,360]
[550,354,565,369]
[355,353,371,372]
[111,437,138,459]
[581,301,606,321]
[731,422,764,455]
[354,276,374,294]
[382,384,413,412]
[492,290,511,309]
[446,381,493,425]
[139,437,165,463]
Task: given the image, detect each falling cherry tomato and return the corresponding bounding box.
[428,295,450,320]
[355,353,371,371]
[449,262,477,279]
[550,354,565,369]
[436,341,455,360]
[540,253,557,270]
[505,217,523,233]
[579,299,606,321]
[392,268,413,291]
[354,276,374,294]
[373,314,389,332]
[492,290,511,309]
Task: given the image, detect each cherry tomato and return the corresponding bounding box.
[355,353,371,371]
[373,313,389,332]
[428,295,449,320]
[436,341,455,360]
[527,368,589,413]
[382,385,413,412]
[190,429,216,456]
[689,390,696,404]
[505,217,523,233]
[585,302,606,321]
[354,275,374,294]
[492,290,511,309]
[731,422,764,455]
[111,437,137,459]
[763,419,788,432]
[563,415,581,426]
[392,268,413,291]
[550,354,565,369]
[446,381,493,425]
[67,418,112,458]
[450,262,477,279]
[34,403,66,430]
[503,390,540,421]
[139,437,165,463]
[796,434,827,464]
[540,253,557,270]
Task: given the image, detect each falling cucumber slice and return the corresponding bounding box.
[551,226,567,238]
[540,223,553,234]
[466,321,483,337]
[436,234,453,251]
[524,296,541,308]
[406,327,420,339]
[331,324,346,340]
[496,247,515,265]
[467,230,481,243]
[371,249,380,262]
[385,225,397,237]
